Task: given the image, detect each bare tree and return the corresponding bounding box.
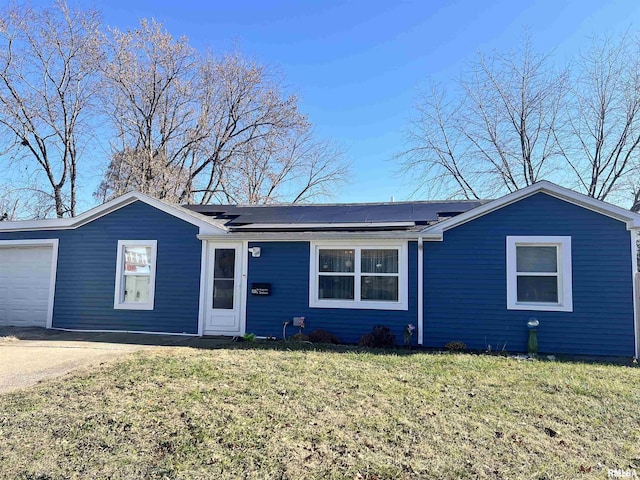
[398,35,567,200]
[0,1,101,217]
[288,137,350,203]
[0,185,18,220]
[216,129,349,204]
[97,20,349,205]
[0,183,59,220]
[96,19,201,202]
[558,34,640,204]
[397,84,483,200]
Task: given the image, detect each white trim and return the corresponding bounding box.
[0,239,58,247]
[0,191,227,234]
[417,236,424,345]
[199,232,443,241]
[423,181,640,235]
[47,240,59,329]
[240,240,249,336]
[309,240,409,311]
[51,327,198,337]
[631,230,639,359]
[202,242,244,335]
[113,240,157,311]
[231,222,416,230]
[0,238,59,329]
[506,236,573,312]
[197,239,208,336]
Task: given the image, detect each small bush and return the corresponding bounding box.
[358,325,396,348]
[234,333,256,342]
[445,341,467,351]
[290,333,309,342]
[309,329,341,344]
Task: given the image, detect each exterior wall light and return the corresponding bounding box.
[249,246,261,258]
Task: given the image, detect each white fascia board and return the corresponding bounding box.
[198,231,443,241]
[0,191,228,234]
[0,218,72,232]
[422,181,640,234]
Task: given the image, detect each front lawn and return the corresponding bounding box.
[0,344,638,479]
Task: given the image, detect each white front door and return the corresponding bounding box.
[204,243,243,335]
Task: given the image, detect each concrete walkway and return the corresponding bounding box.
[0,327,231,394]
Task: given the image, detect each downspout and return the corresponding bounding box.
[418,236,424,346]
[631,228,639,359]
[197,238,208,337]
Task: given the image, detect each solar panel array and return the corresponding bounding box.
[184,200,485,228]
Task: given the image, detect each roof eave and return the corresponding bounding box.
[421,181,640,234]
[0,191,228,234]
[199,231,443,241]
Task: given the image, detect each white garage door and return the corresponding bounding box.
[0,245,54,327]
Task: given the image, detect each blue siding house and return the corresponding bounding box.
[0,181,638,357]
[423,193,635,356]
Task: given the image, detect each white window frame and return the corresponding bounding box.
[506,236,572,312]
[309,240,408,311]
[114,240,157,310]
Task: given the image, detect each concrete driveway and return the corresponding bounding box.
[0,327,229,394]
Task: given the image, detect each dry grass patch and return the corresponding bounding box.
[0,345,639,479]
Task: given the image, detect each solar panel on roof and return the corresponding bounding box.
[183,200,486,230]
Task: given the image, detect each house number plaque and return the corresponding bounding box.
[251,283,271,295]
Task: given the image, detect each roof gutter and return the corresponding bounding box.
[197,231,443,241]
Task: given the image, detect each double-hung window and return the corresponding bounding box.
[309,242,408,310]
[506,236,572,312]
[114,240,157,310]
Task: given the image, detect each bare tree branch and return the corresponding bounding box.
[96,21,349,205]
[398,33,568,200]
[560,33,640,203]
[0,1,101,217]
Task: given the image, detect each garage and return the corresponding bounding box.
[0,240,58,328]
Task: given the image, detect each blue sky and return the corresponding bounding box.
[75,1,640,202]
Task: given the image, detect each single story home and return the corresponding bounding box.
[0,181,638,357]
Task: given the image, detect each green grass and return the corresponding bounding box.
[1,344,639,479]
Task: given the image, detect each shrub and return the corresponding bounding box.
[358,325,396,348]
[445,341,467,351]
[308,329,341,344]
[290,333,309,342]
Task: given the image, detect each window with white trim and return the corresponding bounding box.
[309,242,408,310]
[506,236,572,312]
[114,240,157,310]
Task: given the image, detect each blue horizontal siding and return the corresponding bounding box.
[245,241,418,345]
[424,192,635,356]
[1,191,634,357]
[0,201,201,334]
